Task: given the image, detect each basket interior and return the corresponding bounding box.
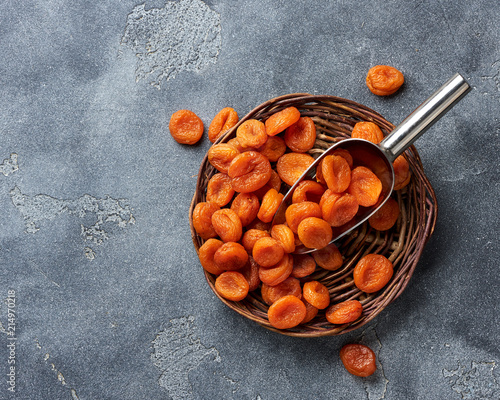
[190,94,437,337]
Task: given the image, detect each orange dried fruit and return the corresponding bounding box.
[331,148,354,169]
[213,241,249,271]
[291,254,316,278]
[393,155,411,191]
[241,229,270,253]
[261,277,302,305]
[215,271,249,302]
[368,197,400,231]
[292,180,326,204]
[257,136,287,162]
[366,65,404,96]
[312,243,343,271]
[321,192,359,227]
[252,169,282,199]
[297,217,333,250]
[240,257,261,291]
[228,151,272,193]
[353,254,393,293]
[208,107,239,143]
[322,154,351,193]
[257,188,284,223]
[236,119,268,148]
[259,254,293,286]
[207,143,240,174]
[285,201,322,233]
[198,238,225,275]
[277,152,316,186]
[348,166,382,207]
[270,224,295,254]
[300,299,319,324]
[284,116,316,153]
[252,237,285,267]
[265,106,301,136]
[169,109,204,145]
[351,121,384,144]
[340,343,377,377]
[302,280,330,310]
[267,295,307,329]
[326,300,363,324]
[206,173,235,207]
[211,208,243,243]
[230,192,260,227]
[192,201,220,240]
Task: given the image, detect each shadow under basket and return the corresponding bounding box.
[189,93,438,337]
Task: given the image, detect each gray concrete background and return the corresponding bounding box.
[0,0,499,399]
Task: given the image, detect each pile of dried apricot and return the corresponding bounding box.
[192,103,412,332]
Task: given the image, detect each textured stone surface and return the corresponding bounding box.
[0,0,499,399]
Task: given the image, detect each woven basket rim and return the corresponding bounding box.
[189,93,438,337]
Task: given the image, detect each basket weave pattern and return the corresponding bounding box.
[190,94,437,337]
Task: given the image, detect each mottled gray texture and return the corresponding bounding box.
[0,0,499,399]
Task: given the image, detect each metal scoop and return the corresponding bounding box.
[272,73,471,254]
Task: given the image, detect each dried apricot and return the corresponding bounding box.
[207,143,240,174]
[211,208,243,243]
[368,197,400,231]
[257,188,284,223]
[353,254,393,293]
[339,344,377,377]
[284,116,316,153]
[261,277,302,305]
[270,224,295,254]
[259,254,293,286]
[348,166,382,207]
[292,180,326,204]
[236,119,268,148]
[366,65,404,96]
[297,217,333,250]
[326,300,363,324]
[208,107,239,143]
[302,280,330,309]
[227,137,249,153]
[169,109,204,145]
[198,238,225,275]
[322,154,351,193]
[312,243,343,271]
[332,148,354,169]
[215,271,249,302]
[230,192,260,227]
[252,237,285,267]
[300,299,319,324]
[267,295,306,329]
[265,106,301,137]
[206,173,235,207]
[257,136,287,162]
[277,152,316,186]
[192,202,220,240]
[253,169,282,199]
[291,254,316,278]
[351,122,384,144]
[321,192,359,227]
[285,201,323,233]
[241,229,270,253]
[228,151,272,193]
[213,241,248,271]
[240,257,261,291]
[393,155,411,191]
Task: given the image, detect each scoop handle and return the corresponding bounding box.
[379,73,471,162]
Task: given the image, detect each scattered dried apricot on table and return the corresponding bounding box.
[169,109,204,145]
[208,107,239,143]
[340,343,377,377]
[366,65,404,96]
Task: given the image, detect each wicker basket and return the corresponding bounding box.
[189,94,437,337]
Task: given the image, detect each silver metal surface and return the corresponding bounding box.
[379,73,471,162]
[272,73,471,254]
